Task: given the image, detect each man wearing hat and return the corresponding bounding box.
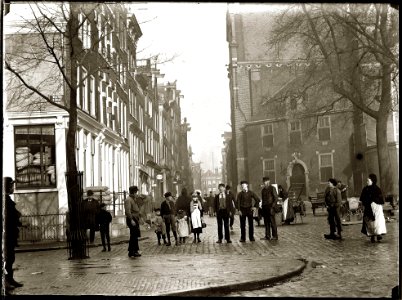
[160,192,178,246]
[4,177,24,294]
[324,178,343,240]
[236,180,261,242]
[260,176,279,240]
[124,186,142,257]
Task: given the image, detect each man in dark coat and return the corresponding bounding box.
[236,180,261,242]
[260,177,279,240]
[214,183,235,243]
[124,186,142,257]
[160,192,178,246]
[324,178,343,240]
[226,185,236,231]
[83,190,100,243]
[4,177,24,294]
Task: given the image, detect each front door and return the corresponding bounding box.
[290,163,306,196]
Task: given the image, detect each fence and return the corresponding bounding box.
[19,213,67,243]
[17,190,156,243]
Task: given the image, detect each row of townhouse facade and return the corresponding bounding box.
[3,3,193,217]
[224,5,399,198]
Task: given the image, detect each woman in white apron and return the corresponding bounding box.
[190,192,203,243]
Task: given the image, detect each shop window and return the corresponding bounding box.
[14,125,56,188]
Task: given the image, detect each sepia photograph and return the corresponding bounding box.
[2,1,399,297]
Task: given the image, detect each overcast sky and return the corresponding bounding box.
[131,2,231,172]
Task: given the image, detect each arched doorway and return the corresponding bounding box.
[290,163,306,196]
[286,157,310,197]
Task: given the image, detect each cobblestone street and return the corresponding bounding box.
[11,206,399,297]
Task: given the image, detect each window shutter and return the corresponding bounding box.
[319,128,330,141]
[263,135,273,148]
[290,131,302,145]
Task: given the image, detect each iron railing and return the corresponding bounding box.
[19,213,67,242]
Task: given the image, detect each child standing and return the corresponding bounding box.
[176,210,189,244]
[97,203,112,251]
[154,208,167,245]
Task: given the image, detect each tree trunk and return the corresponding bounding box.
[65,3,88,259]
[376,61,395,196]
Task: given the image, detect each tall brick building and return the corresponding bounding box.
[226,5,399,197]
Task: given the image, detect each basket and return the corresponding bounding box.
[348,197,359,210]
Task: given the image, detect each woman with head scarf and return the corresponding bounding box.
[360,173,386,243]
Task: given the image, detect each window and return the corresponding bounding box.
[14,125,56,188]
[319,153,333,183]
[261,124,273,148]
[263,159,276,183]
[79,12,92,49]
[82,67,88,111]
[76,65,81,108]
[289,120,302,145]
[89,75,95,116]
[318,116,331,141]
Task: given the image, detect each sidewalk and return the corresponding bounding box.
[13,215,307,296]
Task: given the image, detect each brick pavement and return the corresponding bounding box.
[9,205,399,297]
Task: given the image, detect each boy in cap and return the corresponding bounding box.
[324,178,343,240]
[97,203,112,251]
[160,192,178,246]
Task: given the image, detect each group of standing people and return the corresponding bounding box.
[323,173,387,242]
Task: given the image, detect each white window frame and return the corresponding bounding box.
[82,67,88,112]
[318,115,331,141]
[289,120,302,145]
[89,75,95,116]
[319,153,334,183]
[261,124,274,149]
[263,159,276,183]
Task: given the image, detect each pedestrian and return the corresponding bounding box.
[190,191,203,243]
[97,203,112,252]
[161,192,178,246]
[360,173,387,243]
[226,185,236,231]
[153,208,167,245]
[281,190,295,225]
[214,183,234,243]
[260,177,279,240]
[176,209,190,244]
[124,186,142,258]
[337,180,349,218]
[196,190,207,206]
[324,178,343,240]
[175,187,192,230]
[4,177,24,294]
[83,190,101,244]
[236,180,261,242]
[207,191,215,217]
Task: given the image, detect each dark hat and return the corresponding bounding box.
[225,185,231,190]
[281,190,289,199]
[4,177,15,186]
[154,207,161,212]
[164,192,172,198]
[240,180,248,185]
[218,183,225,188]
[328,178,338,186]
[368,173,377,185]
[129,186,139,194]
[262,176,270,182]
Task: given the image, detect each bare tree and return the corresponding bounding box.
[267,3,398,195]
